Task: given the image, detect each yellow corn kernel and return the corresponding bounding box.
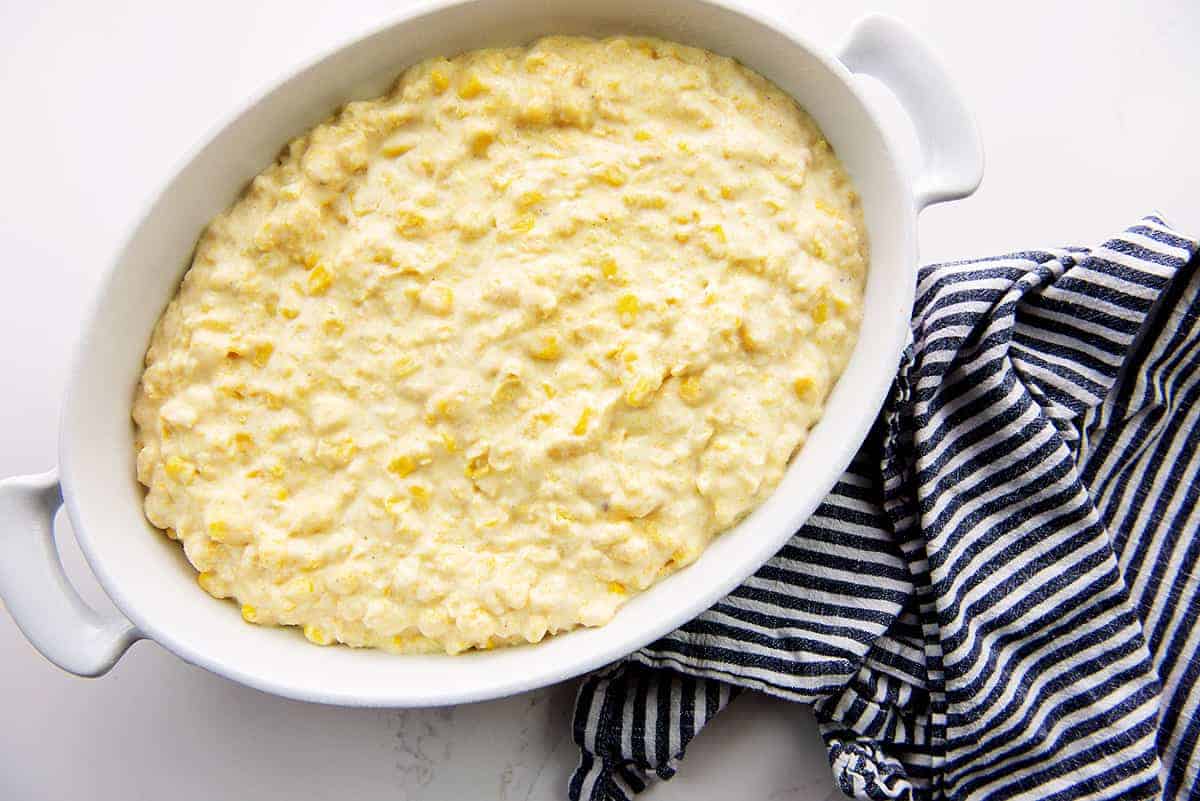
[732,253,768,274]
[280,307,300,320]
[409,485,430,509]
[595,164,627,187]
[457,72,487,99]
[370,245,398,266]
[241,604,259,623]
[208,521,229,542]
[415,156,438,177]
[509,213,536,235]
[464,453,490,479]
[233,431,254,452]
[306,265,333,295]
[381,138,415,158]
[275,488,289,501]
[394,356,420,378]
[573,407,593,436]
[526,411,557,436]
[709,224,727,243]
[467,128,496,157]
[633,129,652,142]
[600,258,619,281]
[164,456,195,483]
[805,231,829,260]
[523,50,550,71]
[793,376,816,397]
[814,198,842,218]
[440,431,458,452]
[542,382,557,398]
[678,374,704,404]
[608,581,627,594]
[253,221,278,251]
[251,342,274,367]
[738,321,763,351]
[429,67,452,94]
[623,192,667,210]
[196,571,223,597]
[673,231,690,244]
[388,455,418,477]
[395,210,427,237]
[220,380,245,400]
[491,375,522,405]
[323,318,345,336]
[813,301,829,324]
[624,375,657,408]
[304,624,332,646]
[670,544,700,566]
[617,293,639,325]
[516,190,545,209]
[634,40,657,57]
[719,185,735,200]
[267,463,285,479]
[517,96,553,126]
[530,335,561,360]
[433,398,458,419]
[350,189,376,217]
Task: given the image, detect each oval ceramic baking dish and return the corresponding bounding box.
[0,0,981,706]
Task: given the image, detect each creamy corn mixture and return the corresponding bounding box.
[133,36,867,654]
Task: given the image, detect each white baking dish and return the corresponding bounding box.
[0,0,981,706]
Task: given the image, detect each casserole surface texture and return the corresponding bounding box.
[132,35,867,655]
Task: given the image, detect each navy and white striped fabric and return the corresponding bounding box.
[569,216,1200,801]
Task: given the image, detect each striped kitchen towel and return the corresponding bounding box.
[568,215,1200,801]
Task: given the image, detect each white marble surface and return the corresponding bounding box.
[1,1,1197,799]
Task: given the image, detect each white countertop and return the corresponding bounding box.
[1,1,1196,798]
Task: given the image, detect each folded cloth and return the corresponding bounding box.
[569,216,1200,801]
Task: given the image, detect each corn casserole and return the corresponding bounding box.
[132,36,868,654]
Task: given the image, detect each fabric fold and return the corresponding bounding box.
[569,216,1200,801]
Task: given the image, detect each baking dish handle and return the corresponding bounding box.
[838,14,984,210]
[0,469,141,676]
